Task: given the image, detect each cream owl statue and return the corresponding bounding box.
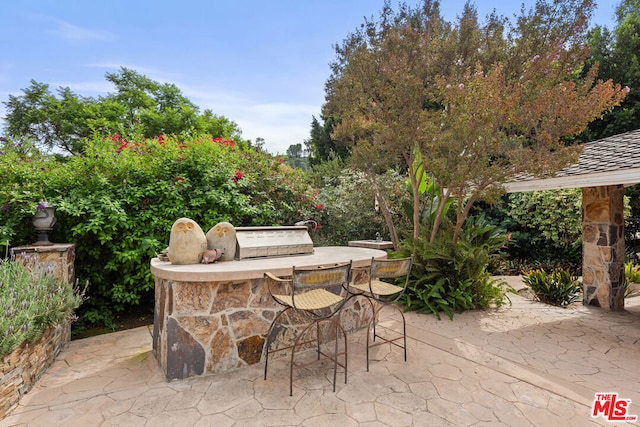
[206,222,237,261]
[168,218,207,264]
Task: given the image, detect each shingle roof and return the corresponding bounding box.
[504,129,640,192]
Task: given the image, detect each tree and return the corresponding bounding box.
[584,0,639,139]
[286,143,303,158]
[3,81,116,154]
[305,115,349,166]
[3,68,245,154]
[324,0,446,248]
[284,143,309,169]
[324,0,627,246]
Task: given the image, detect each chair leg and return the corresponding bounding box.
[290,321,310,396]
[366,303,408,370]
[288,320,324,396]
[388,303,407,362]
[289,348,295,397]
[372,312,377,342]
[264,307,290,381]
[332,319,339,392]
[365,307,378,372]
[266,312,348,396]
[358,293,376,343]
[398,306,407,362]
[366,328,369,372]
[316,321,321,360]
[340,321,348,385]
[264,350,269,381]
[322,317,348,392]
[333,313,348,389]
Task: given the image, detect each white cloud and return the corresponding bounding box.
[47,18,113,44]
[236,118,313,155]
[246,102,317,119]
[183,85,319,154]
[65,67,321,153]
[85,62,183,81]
[8,66,321,154]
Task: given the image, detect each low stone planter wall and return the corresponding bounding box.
[0,320,71,417]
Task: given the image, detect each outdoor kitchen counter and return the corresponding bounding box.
[150,246,387,281]
[151,246,386,380]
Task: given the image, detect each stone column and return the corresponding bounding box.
[582,186,625,310]
[11,243,76,285]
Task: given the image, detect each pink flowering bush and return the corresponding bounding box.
[0,135,312,329]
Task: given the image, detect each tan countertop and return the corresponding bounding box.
[348,240,394,250]
[150,246,387,282]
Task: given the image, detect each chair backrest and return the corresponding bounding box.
[369,257,413,304]
[370,257,413,281]
[292,262,352,291]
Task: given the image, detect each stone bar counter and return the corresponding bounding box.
[151,246,386,380]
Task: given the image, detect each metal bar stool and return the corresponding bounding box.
[263,261,352,396]
[348,256,413,371]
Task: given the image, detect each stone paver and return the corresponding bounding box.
[2,279,640,426]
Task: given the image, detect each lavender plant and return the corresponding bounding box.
[0,253,85,358]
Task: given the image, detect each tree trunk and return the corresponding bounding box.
[370,174,400,251]
[452,194,477,243]
[430,187,451,243]
[408,162,421,240]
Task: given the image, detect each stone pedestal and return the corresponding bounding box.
[11,243,76,286]
[582,186,625,310]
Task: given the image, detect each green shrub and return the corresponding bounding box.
[310,169,409,246]
[403,276,474,320]
[400,215,511,319]
[1,135,314,329]
[0,254,85,357]
[521,268,582,306]
[506,190,583,262]
[625,262,640,284]
[484,189,630,270]
[476,192,583,270]
[489,258,581,276]
[624,262,640,298]
[0,141,54,251]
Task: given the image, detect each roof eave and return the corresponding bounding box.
[504,168,640,193]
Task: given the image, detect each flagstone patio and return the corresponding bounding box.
[2,277,639,426]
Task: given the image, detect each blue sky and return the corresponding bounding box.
[1,1,620,155]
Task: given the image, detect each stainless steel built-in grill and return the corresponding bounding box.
[234,226,314,260]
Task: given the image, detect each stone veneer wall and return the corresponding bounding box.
[582,185,625,310]
[0,244,76,417]
[0,320,71,417]
[12,243,76,286]
[153,268,372,380]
